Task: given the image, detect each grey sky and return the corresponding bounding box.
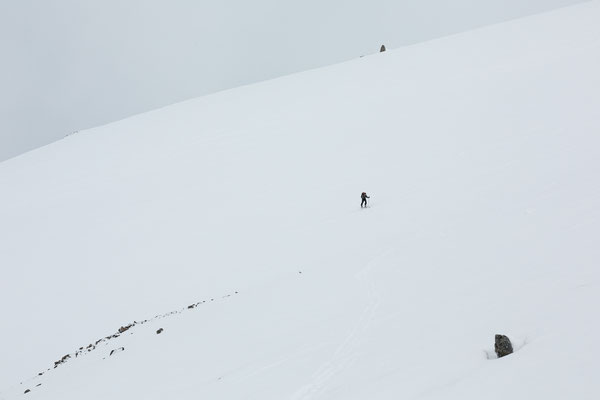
[0,0,585,161]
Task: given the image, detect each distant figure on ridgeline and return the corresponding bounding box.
[380,44,386,52]
[361,192,370,208]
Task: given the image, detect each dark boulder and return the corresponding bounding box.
[495,334,513,358]
[380,44,386,52]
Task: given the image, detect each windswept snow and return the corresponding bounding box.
[2,2,600,399]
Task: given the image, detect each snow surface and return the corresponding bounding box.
[2,2,600,399]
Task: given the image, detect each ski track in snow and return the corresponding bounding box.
[290,250,390,400]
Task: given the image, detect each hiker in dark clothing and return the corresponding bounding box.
[361,192,370,208]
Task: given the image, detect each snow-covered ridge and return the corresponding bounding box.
[1,1,600,399]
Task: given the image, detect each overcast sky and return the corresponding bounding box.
[0,0,585,161]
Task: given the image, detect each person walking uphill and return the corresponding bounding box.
[361,192,370,208]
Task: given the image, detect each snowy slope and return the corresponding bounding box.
[1,2,600,399]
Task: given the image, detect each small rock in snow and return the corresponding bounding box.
[495,334,513,358]
[118,324,133,333]
[109,347,125,356]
